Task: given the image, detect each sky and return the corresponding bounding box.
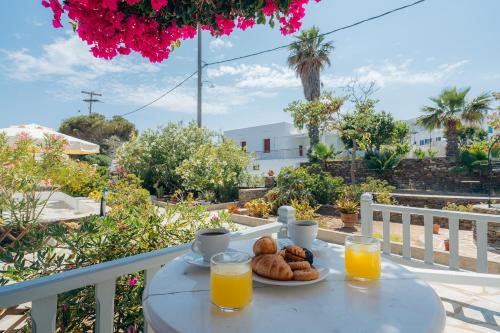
[0,0,499,133]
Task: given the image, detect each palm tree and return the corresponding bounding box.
[310,143,339,169]
[288,26,333,149]
[417,87,493,158]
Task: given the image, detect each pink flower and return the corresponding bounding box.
[127,324,137,333]
[262,0,278,16]
[129,277,138,286]
[151,0,168,11]
[237,17,256,31]
[214,15,235,36]
[62,303,69,311]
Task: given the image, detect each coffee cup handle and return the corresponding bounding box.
[191,240,201,254]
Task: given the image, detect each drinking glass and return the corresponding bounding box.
[210,251,252,312]
[345,235,381,281]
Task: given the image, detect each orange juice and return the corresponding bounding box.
[345,242,381,280]
[210,263,252,310]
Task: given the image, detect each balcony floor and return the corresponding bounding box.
[429,282,500,332]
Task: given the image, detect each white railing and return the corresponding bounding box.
[0,222,282,333]
[360,193,500,276]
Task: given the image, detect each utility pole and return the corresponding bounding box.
[81,91,102,115]
[197,25,202,128]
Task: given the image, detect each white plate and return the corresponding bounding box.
[252,263,329,286]
[182,252,210,268]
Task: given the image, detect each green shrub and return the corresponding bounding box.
[116,122,215,194]
[244,198,272,218]
[271,166,344,207]
[352,177,395,204]
[290,199,319,220]
[0,181,233,332]
[80,153,112,167]
[364,144,409,172]
[452,141,488,174]
[176,139,250,202]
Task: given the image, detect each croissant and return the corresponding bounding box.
[253,236,277,256]
[252,254,293,281]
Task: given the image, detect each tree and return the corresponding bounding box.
[417,87,493,158]
[457,126,488,147]
[284,92,345,154]
[176,139,250,202]
[310,143,340,169]
[59,113,136,157]
[287,26,334,148]
[43,0,320,62]
[392,121,411,144]
[116,122,213,194]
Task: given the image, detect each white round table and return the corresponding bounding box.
[143,239,446,333]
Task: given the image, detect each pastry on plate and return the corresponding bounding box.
[288,261,311,271]
[283,245,314,265]
[253,236,277,256]
[252,254,293,281]
[293,268,320,281]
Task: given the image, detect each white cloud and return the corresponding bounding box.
[207,64,300,89]
[1,34,159,86]
[322,59,469,88]
[209,39,233,51]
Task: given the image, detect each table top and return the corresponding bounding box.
[143,239,446,333]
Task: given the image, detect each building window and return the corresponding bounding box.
[436,137,441,142]
[241,141,247,151]
[299,145,303,157]
[263,138,271,153]
[419,140,425,146]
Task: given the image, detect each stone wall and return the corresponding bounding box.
[238,188,268,205]
[322,157,499,194]
[472,204,500,247]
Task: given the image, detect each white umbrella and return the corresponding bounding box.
[0,123,100,155]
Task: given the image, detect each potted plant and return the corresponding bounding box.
[433,224,440,234]
[335,198,360,228]
[444,239,450,251]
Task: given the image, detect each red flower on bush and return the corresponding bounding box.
[42,0,320,62]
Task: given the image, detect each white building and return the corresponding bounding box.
[406,118,497,157]
[225,118,497,175]
[224,122,343,175]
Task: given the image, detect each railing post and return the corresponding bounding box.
[95,279,116,333]
[32,295,57,333]
[277,206,296,240]
[360,193,373,237]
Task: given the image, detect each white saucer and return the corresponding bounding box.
[182,249,239,268]
[253,262,329,286]
[182,252,210,268]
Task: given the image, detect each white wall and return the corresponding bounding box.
[247,158,309,175]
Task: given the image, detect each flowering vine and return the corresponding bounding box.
[42,0,320,62]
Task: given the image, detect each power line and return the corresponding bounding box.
[205,0,426,66]
[120,70,200,117]
[120,0,427,117]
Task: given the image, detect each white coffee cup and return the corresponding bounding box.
[288,220,318,249]
[192,228,230,262]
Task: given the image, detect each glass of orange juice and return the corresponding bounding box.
[210,251,252,312]
[345,235,381,281]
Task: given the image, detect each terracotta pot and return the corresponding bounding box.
[432,224,440,234]
[444,239,449,251]
[340,213,358,228]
